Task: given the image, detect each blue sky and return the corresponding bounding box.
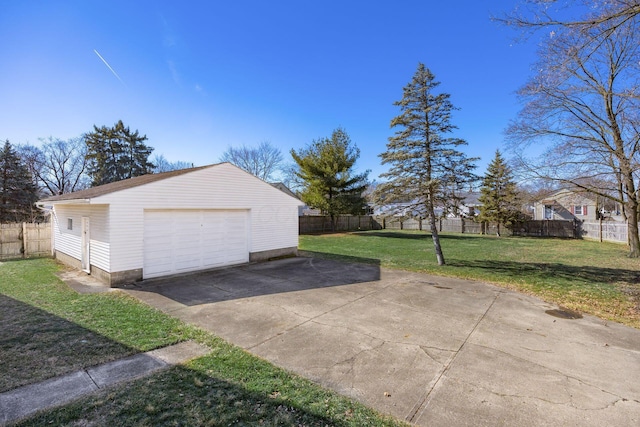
[0,0,539,180]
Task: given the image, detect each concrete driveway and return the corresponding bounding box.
[123,257,640,426]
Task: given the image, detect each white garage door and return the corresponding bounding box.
[143,210,249,279]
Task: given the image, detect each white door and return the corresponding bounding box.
[81,217,90,273]
[143,210,249,279]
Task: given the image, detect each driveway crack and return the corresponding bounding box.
[407,288,504,423]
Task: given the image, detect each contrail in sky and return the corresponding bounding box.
[93,49,125,85]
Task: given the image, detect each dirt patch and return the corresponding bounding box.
[545,308,583,319]
[620,285,640,314]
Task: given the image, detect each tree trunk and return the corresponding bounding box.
[426,197,445,265]
[428,214,445,265]
[622,169,640,257]
[627,203,640,258]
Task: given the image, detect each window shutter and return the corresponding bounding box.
[584,205,587,215]
[570,205,574,214]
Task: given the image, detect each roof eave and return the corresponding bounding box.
[36,199,91,206]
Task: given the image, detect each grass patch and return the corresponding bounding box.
[0,258,196,392]
[1,258,406,426]
[18,346,401,427]
[300,231,640,328]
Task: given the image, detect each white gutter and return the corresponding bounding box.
[35,199,91,208]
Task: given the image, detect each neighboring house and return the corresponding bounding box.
[269,182,310,216]
[299,206,322,216]
[373,201,421,218]
[454,191,481,218]
[533,189,597,221]
[270,182,297,199]
[38,163,302,286]
[373,192,481,219]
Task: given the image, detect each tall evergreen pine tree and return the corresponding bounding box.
[85,120,154,186]
[0,140,39,222]
[375,63,477,266]
[291,128,369,230]
[478,150,521,236]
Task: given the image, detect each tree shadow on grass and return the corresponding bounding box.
[352,231,485,241]
[0,294,135,393]
[16,359,388,427]
[298,250,381,265]
[350,231,431,240]
[447,259,640,286]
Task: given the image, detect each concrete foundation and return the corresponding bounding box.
[91,265,143,287]
[54,250,142,287]
[55,247,299,287]
[54,250,82,271]
[250,246,298,262]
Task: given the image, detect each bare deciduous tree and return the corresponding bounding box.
[152,154,193,173]
[501,1,640,35]
[219,141,283,182]
[19,137,89,196]
[506,5,640,256]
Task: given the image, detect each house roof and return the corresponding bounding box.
[459,191,481,206]
[40,164,217,202]
[270,182,299,199]
[536,188,597,205]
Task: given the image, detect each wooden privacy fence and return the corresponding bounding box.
[373,217,580,238]
[0,222,51,260]
[382,217,508,235]
[370,216,640,242]
[299,215,383,234]
[510,220,578,238]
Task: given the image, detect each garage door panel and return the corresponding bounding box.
[144,210,249,279]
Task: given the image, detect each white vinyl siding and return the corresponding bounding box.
[48,163,300,278]
[51,204,110,272]
[143,209,249,278]
[97,164,300,273]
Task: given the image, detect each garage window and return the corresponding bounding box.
[67,218,73,230]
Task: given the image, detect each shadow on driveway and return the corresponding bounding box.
[124,256,381,306]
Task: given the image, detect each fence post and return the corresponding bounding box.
[461,218,465,234]
[22,222,27,258]
[599,217,603,242]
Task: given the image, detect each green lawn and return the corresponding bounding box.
[0,259,194,393]
[0,258,405,427]
[300,231,640,328]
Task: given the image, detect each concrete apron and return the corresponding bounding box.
[122,257,640,426]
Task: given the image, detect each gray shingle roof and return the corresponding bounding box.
[269,182,299,199]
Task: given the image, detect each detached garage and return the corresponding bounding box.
[38,163,302,286]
